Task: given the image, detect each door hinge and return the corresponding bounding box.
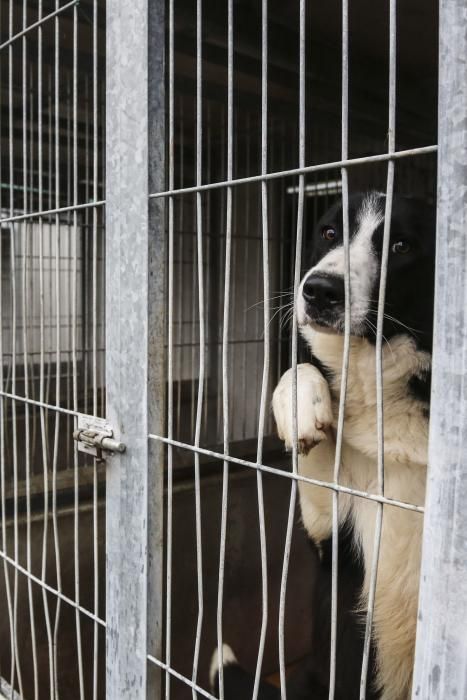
[73,414,126,462]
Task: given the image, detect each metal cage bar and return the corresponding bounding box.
[412,0,467,696]
[277,2,305,697]
[215,0,234,696]
[105,0,164,697]
[252,3,270,697]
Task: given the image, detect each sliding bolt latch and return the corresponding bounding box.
[73,414,126,461]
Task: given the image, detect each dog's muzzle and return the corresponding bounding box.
[302,273,345,324]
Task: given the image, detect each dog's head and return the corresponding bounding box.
[297,192,436,352]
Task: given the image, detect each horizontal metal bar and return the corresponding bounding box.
[0,390,80,417]
[0,0,79,51]
[0,200,105,226]
[148,435,425,513]
[149,145,437,199]
[147,655,217,700]
[0,549,106,627]
[286,179,342,196]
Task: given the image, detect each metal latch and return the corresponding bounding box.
[73,414,126,462]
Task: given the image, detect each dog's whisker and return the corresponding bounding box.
[245,292,294,313]
[278,308,295,334]
[267,304,293,330]
[363,319,396,363]
[367,308,422,335]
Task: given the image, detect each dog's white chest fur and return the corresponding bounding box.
[311,330,430,470]
[274,329,430,699]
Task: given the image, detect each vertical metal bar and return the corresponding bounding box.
[360,1,396,696]
[240,113,250,440]
[2,4,18,694]
[277,121,286,383]
[204,104,211,438]
[412,1,467,696]
[71,7,85,697]
[216,1,234,696]
[47,76,54,410]
[92,0,99,696]
[21,2,39,696]
[192,0,205,694]
[214,105,225,441]
[165,0,174,695]
[8,0,24,692]
[21,1,39,695]
[66,75,72,469]
[253,1,269,696]
[329,1,352,697]
[37,2,56,693]
[278,3,305,697]
[176,97,184,440]
[190,224,196,440]
[52,1,63,692]
[100,75,106,422]
[84,78,90,415]
[106,0,164,695]
[29,65,37,469]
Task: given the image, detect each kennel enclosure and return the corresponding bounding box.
[0,0,467,698]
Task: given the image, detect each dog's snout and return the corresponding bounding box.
[302,274,345,310]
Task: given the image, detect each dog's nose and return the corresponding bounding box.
[302,274,345,309]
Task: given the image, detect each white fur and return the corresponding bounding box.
[297,192,384,334]
[272,364,333,454]
[273,330,430,699]
[209,644,237,688]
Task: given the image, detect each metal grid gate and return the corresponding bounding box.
[1,0,467,698]
[0,0,106,698]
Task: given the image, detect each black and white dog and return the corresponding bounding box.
[210,192,436,700]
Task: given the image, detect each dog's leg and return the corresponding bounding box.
[272,363,333,455]
[273,363,340,543]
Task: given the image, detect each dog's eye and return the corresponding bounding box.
[391,240,411,254]
[321,226,337,242]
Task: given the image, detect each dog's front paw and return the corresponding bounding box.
[272,363,333,455]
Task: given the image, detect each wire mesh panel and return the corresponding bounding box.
[143,1,440,700]
[0,0,105,698]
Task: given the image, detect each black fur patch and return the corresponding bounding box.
[296,524,379,700]
[215,524,379,700]
[408,370,431,408]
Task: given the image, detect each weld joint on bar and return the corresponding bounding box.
[0,0,80,51]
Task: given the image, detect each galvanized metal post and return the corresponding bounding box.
[412,1,467,697]
[106,0,164,697]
